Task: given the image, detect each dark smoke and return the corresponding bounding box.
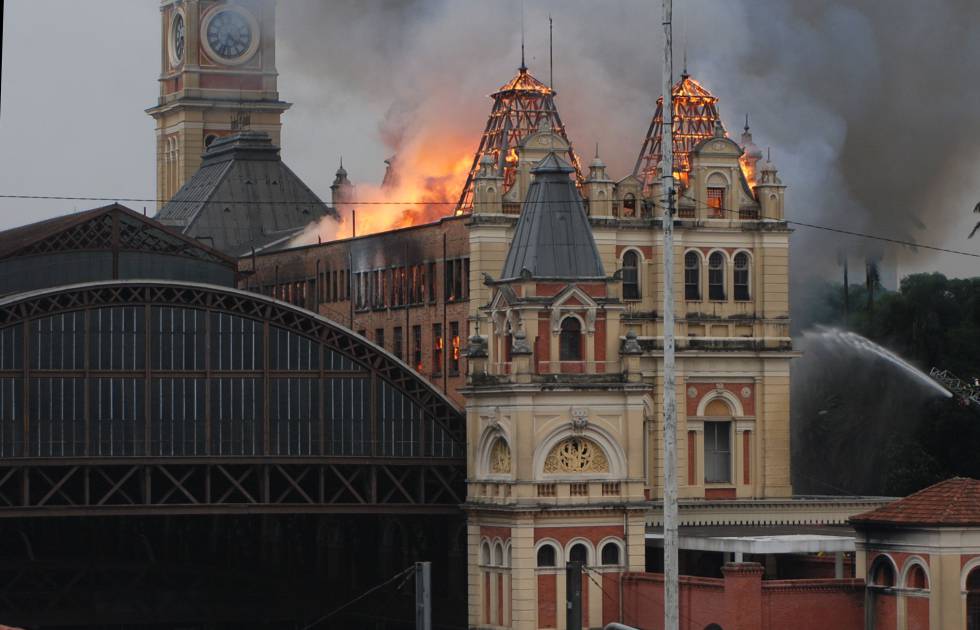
[274,0,980,283]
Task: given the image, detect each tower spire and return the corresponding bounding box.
[520,0,526,71]
[744,113,750,133]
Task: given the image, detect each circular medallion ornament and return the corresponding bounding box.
[169,12,186,66]
[201,6,260,65]
[741,386,752,399]
[687,387,698,399]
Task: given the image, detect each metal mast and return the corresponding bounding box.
[660,0,679,629]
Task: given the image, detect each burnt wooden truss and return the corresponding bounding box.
[456,66,583,212]
[634,73,722,186]
[0,281,467,516]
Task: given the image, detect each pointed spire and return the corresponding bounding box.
[520,0,527,71]
[744,114,750,133]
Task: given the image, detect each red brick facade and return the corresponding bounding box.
[240,216,471,405]
[623,566,865,630]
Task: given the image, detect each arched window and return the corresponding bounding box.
[537,544,557,568]
[685,252,701,301]
[708,252,726,301]
[601,542,621,566]
[569,543,588,565]
[870,556,896,587]
[493,542,504,567]
[559,317,582,362]
[622,193,637,218]
[734,252,750,301]
[481,541,492,566]
[906,564,928,589]
[622,251,640,300]
[967,567,980,630]
[704,625,724,630]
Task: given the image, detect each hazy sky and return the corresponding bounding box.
[1,0,978,282]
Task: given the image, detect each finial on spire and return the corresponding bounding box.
[595,142,599,159]
[339,155,343,168]
[744,114,750,133]
[767,147,771,161]
[682,41,688,77]
[520,0,527,71]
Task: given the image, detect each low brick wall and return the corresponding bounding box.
[622,564,865,630]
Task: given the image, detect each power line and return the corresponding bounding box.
[676,190,980,260]
[0,191,977,260]
[299,564,415,630]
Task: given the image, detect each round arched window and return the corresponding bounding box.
[537,545,557,568]
[622,251,640,300]
[568,542,588,565]
[601,542,621,566]
[708,252,726,301]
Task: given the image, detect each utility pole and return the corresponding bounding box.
[566,561,583,630]
[660,0,679,629]
[415,561,431,630]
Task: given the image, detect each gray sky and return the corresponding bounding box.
[1,0,978,282]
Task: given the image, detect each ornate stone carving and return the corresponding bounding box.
[687,386,698,399]
[543,437,609,474]
[740,386,752,399]
[489,438,512,474]
[570,407,589,433]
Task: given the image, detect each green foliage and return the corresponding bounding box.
[794,273,980,496]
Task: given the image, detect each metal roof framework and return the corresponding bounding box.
[0,281,465,517]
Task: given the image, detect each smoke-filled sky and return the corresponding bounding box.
[1,0,978,282]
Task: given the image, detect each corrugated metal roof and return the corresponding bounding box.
[500,153,605,281]
[156,132,337,257]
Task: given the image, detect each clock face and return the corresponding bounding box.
[171,13,185,64]
[206,10,253,61]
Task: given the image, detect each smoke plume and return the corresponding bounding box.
[275,0,980,277]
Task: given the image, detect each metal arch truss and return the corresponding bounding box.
[0,281,465,446]
[0,458,464,517]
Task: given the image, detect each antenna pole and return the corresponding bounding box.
[660,1,679,630]
[549,14,554,89]
[521,0,526,70]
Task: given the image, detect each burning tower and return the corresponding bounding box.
[633,72,722,190]
[455,65,582,212]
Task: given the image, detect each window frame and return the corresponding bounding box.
[558,316,583,362]
[684,251,701,301]
[622,250,641,301]
[708,251,726,301]
[703,420,732,484]
[733,251,750,301]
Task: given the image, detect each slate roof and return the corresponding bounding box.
[156,132,336,257]
[851,477,980,527]
[500,153,605,281]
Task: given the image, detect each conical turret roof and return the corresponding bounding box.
[500,153,604,281]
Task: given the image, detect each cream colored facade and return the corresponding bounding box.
[148,0,289,206]
[464,107,795,628]
[857,527,980,629]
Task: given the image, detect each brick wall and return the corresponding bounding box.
[240,216,471,405]
[622,565,865,630]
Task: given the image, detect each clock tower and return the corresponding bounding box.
[147,0,290,207]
